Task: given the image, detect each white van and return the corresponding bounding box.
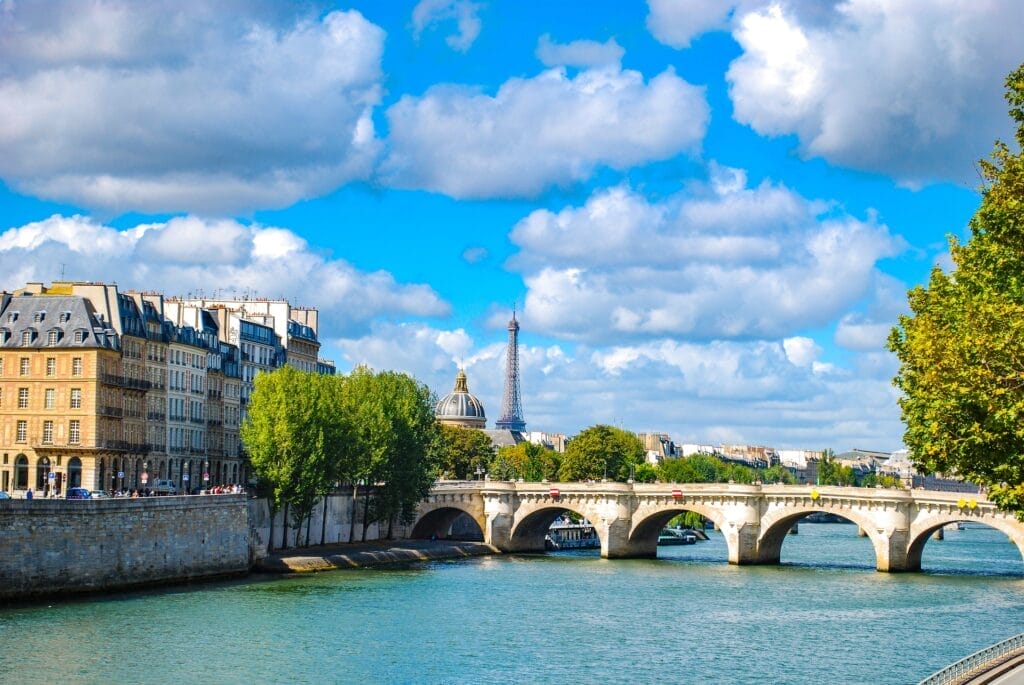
[151,479,177,495]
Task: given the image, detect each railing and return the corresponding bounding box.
[99,373,153,390]
[147,411,166,421]
[919,633,1024,684]
[98,405,123,418]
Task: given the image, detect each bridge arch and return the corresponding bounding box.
[411,506,485,541]
[628,503,728,559]
[907,513,1024,572]
[758,504,886,568]
[508,497,607,554]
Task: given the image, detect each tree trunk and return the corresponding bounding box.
[282,502,289,550]
[321,494,329,546]
[349,484,358,543]
[267,505,275,555]
[387,517,393,540]
[305,510,312,548]
[361,491,371,542]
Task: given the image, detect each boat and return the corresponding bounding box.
[658,528,698,545]
[545,521,600,550]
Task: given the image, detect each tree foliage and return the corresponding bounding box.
[489,441,560,481]
[557,425,645,482]
[241,367,350,530]
[888,64,1024,513]
[242,365,439,547]
[437,424,495,480]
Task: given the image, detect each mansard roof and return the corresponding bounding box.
[0,294,119,349]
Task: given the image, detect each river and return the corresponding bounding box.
[2,522,1023,684]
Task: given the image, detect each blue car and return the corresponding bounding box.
[65,487,92,500]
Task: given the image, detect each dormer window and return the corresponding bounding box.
[7,312,18,323]
[33,311,45,323]
[74,329,87,344]
[47,329,60,346]
[20,329,34,345]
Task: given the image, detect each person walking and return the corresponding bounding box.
[25,488,33,500]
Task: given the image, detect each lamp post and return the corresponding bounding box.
[183,461,190,495]
[474,464,485,481]
[203,459,209,491]
[141,460,149,494]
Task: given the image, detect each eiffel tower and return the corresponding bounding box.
[495,309,526,431]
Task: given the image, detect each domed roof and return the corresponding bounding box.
[436,369,486,428]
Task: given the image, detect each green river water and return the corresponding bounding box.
[2,522,1022,684]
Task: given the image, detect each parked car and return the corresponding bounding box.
[0,491,11,500]
[66,487,92,500]
[151,479,177,495]
[89,490,109,498]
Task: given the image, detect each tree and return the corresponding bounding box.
[339,367,439,539]
[437,424,495,480]
[488,441,560,481]
[888,64,1024,514]
[241,367,349,549]
[557,425,645,482]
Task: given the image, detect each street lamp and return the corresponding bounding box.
[203,460,209,491]
[474,464,485,481]
[183,461,190,495]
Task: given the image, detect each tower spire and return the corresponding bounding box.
[496,308,526,431]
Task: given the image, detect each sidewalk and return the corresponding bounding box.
[257,539,499,573]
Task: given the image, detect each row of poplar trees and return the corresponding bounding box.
[241,365,438,548]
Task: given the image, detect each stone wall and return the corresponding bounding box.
[254,490,411,550]
[0,494,252,601]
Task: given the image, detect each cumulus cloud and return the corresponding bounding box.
[0,215,448,337]
[646,0,736,48]
[411,0,482,52]
[536,35,624,69]
[0,2,385,213]
[782,336,820,367]
[507,172,903,343]
[335,322,905,450]
[726,0,1024,184]
[381,64,709,198]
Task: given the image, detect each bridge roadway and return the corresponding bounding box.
[411,481,1024,572]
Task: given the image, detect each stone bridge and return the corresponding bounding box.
[411,481,1024,572]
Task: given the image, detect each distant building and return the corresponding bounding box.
[435,368,487,430]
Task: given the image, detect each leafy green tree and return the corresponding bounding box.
[632,461,658,483]
[657,453,725,483]
[489,441,560,481]
[242,367,350,549]
[889,65,1024,513]
[557,425,645,482]
[340,367,439,540]
[762,465,797,484]
[437,424,495,480]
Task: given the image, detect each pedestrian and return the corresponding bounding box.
[25,488,33,500]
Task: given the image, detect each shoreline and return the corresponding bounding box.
[257,539,500,573]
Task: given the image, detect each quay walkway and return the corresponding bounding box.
[920,633,1024,684]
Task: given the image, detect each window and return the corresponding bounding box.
[72,357,82,376]
[0,357,4,375]
[16,420,26,443]
[70,388,81,409]
[42,420,53,444]
[20,330,32,345]
[45,357,55,376]
[59,312,70,324]
[18,387,28,408]
[19,357,29,375]
[69,420,80,444]
[44,388,55,409]
[74,330,85,343]
[47,329,58,346]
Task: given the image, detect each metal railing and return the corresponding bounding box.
[919,632,1024,684]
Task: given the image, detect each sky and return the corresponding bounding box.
[1,0,1022,452]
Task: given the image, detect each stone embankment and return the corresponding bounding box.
[257,539,497,573]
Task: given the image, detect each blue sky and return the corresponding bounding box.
[1,0,1021,451]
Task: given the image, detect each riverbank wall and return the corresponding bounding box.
[0,490,423,601]
[0,495,253,601]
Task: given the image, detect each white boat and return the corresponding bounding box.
[545,522,600,550]
[658,528,698,545]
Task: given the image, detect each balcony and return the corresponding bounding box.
[189,417,205,425]
[99,373,153,390]
[147,411,167,421]
[98,405,124,418]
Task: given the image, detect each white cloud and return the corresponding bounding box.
[536,35,624,69]
[783,336,820,367]
[412,0,482,52]
[726,0,1024,184]
[0,3,385,213]
[335,322,905,450]
[507,175,903,343]
[381,65,709,198]
[646,0,736,48]
[0,215,448,337]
